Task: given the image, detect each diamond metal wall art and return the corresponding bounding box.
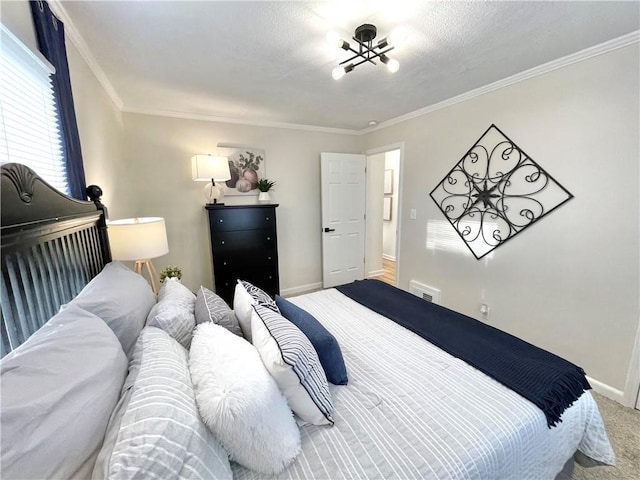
[430,124,573,259]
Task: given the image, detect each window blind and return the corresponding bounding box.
[0,25,68,195]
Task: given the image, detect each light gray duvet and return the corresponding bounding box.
[233,288,615,480]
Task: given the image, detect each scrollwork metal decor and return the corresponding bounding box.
[429,125,573,259]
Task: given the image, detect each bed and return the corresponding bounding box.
[0,163,615,479]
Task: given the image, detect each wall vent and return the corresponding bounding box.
[409,280,441,304]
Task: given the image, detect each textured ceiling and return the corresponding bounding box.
[60,1,639,131]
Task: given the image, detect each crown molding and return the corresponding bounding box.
[48,0,123,110]
[360,30,640,135]
[41,5,638,137]
[122,106,360,135]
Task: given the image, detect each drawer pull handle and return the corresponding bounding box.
[223,262,227,266]
[221,241,225,245]
[219,219,223,223]
[267,237,271,241]
[269,276,273,279]
[268,256,272,260]
[266,217,270,220]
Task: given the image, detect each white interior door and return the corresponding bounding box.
[321,153,366,288]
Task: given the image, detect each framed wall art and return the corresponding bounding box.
[383,197,392,221]
[217,145,266,196]
[429,124,573,259]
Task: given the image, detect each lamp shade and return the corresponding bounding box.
[108,217,169,261]
[191,154,231,182]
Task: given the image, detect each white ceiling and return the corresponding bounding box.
[60,1,639,132]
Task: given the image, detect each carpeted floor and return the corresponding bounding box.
[573,392,640,479]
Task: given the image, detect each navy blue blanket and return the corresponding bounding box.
[336,279,590,427]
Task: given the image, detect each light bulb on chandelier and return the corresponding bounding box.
[332,63,354,80]
[380,54,400,73]
[328,23,404,79]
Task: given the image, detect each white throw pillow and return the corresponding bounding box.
[189,322,301,474]
[251,304,335,426]
[233,281,256,342]
[93,327,231,480]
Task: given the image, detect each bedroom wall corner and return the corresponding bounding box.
[119,112,362,294]
[361,43,640,395]
[0,1,38,52]
[66,40,124,212]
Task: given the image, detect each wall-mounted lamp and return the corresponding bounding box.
[192,154,231,204]
[327,24,406,79]
[108,217,169,294]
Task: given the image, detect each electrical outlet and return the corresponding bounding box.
[480,303,490,318]
[410,209,417,220]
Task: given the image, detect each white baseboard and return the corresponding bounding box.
[280,282,323,298]
[586,375,625,404]
[367,269,384,278]
[382,254,396,261]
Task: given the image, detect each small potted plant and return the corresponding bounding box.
[159,266,182,283]
[256,178,276,203]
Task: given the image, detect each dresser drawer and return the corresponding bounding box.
[210,230,276,253]
[214,248,277,269]
[214,267,279,302]
[208,208,275,232]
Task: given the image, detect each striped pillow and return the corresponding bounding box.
[92,327,232,479]
[239,280,276,307]
[251,303,334,426]
[234,280,279,342]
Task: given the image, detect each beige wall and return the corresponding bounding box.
[363,45,640,392]
[1,1,38,52]
[119,113,361,294]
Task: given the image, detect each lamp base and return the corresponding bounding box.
[134,259,160,295]
[204,181,226,205]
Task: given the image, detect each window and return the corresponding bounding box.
[0,24,68,195]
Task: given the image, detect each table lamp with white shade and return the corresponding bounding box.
[108,217,169,294]
[192,154,231,204]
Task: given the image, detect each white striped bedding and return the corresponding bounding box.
[232,288,615,480]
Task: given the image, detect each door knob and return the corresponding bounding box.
[324,227,336,233]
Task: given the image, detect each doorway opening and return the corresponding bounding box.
[365,145,402,287]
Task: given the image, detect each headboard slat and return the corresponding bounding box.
[26,248,49,324]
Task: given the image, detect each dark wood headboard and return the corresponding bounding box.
[1,163,111,357]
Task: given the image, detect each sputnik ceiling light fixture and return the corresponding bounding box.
[327,24,406,80]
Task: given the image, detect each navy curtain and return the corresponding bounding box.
[30,1,86,199]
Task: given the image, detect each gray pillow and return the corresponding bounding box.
[92,326,232,480]
[1,305,128,480]
[158,277,196,311]
[195,286,242,336]
[66,261,156,358]
[146,301,195,349]
[147,278,197,348]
